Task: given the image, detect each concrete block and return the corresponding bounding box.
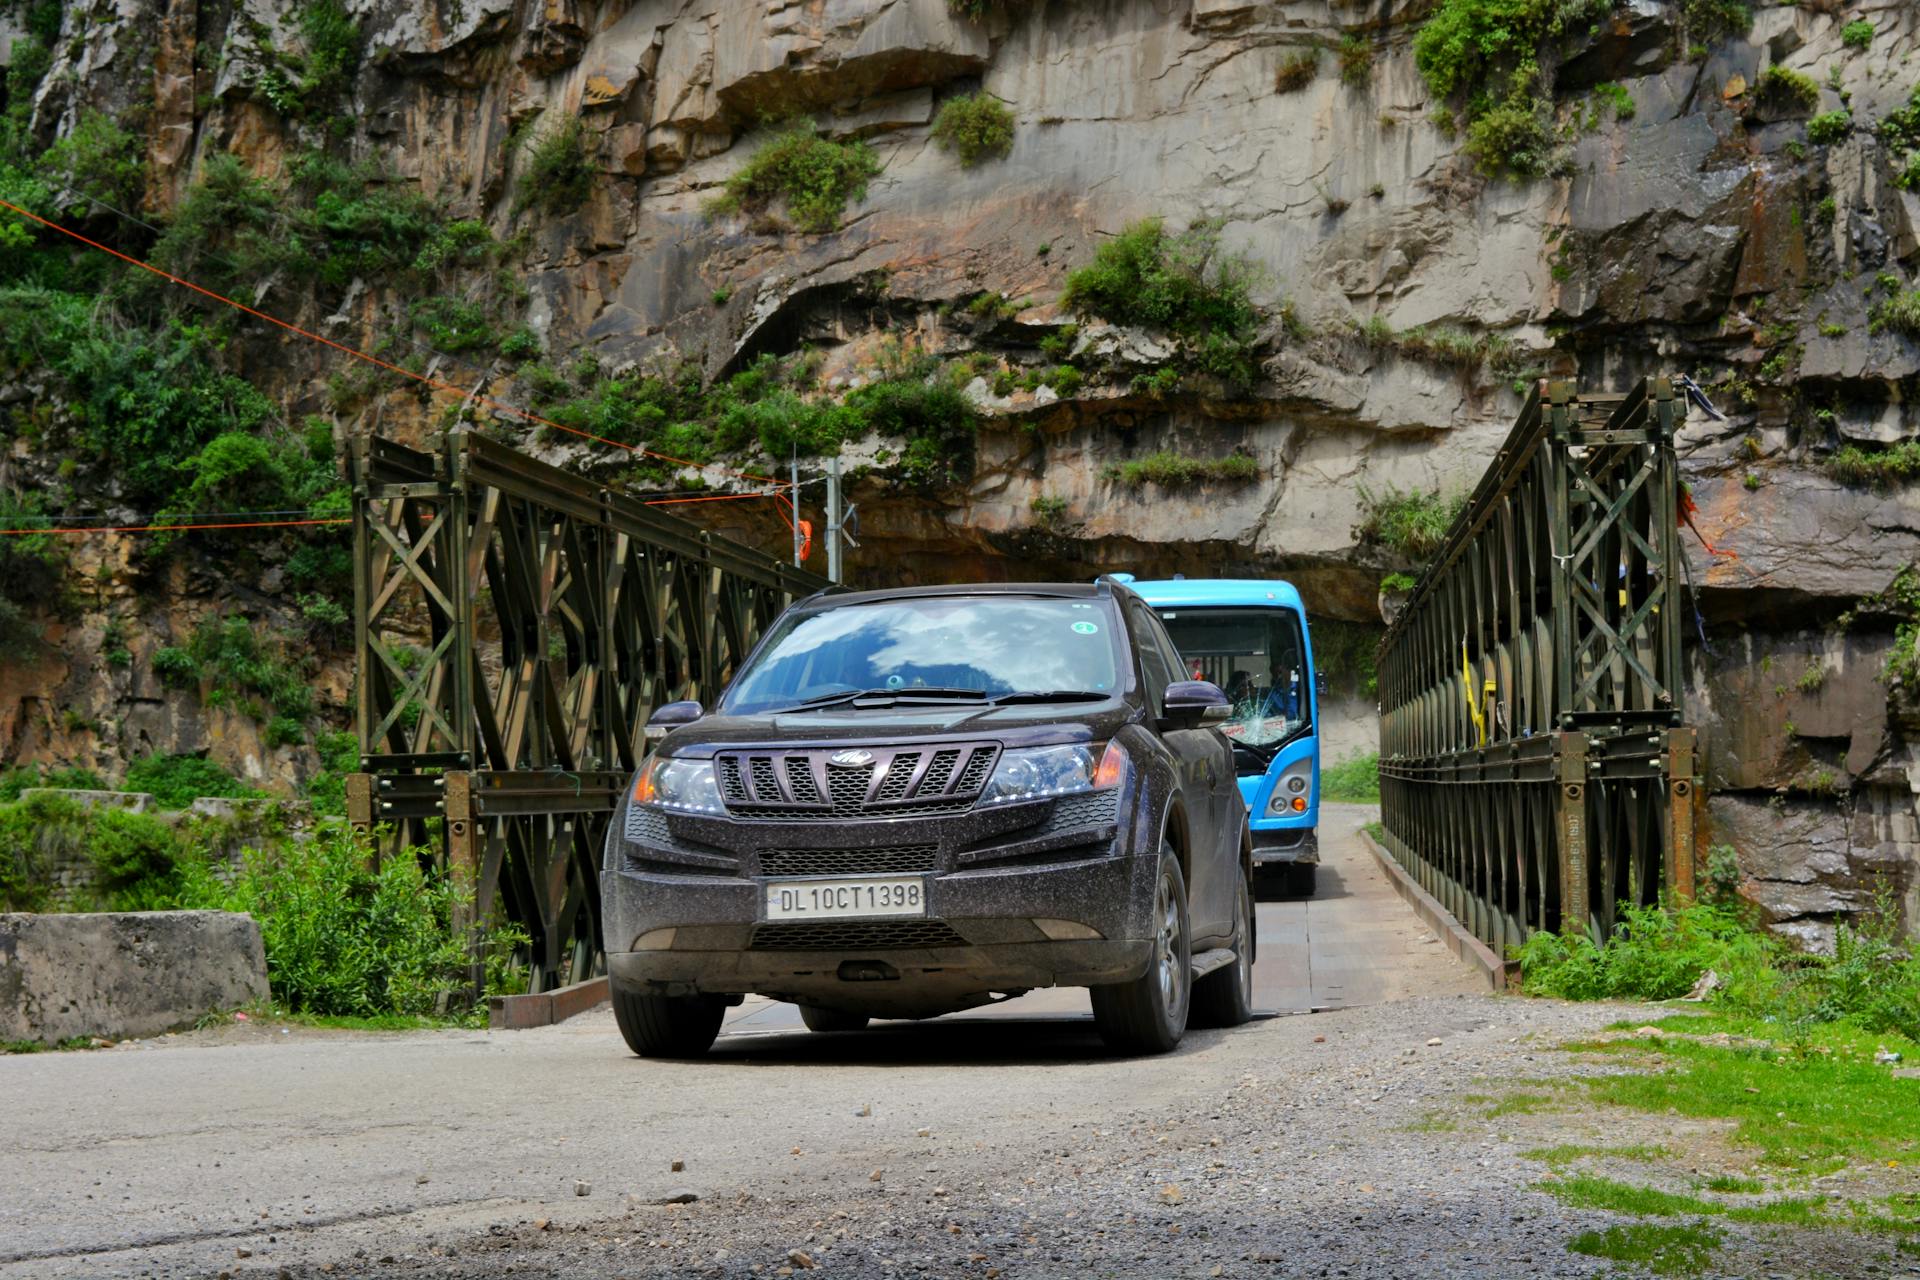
[18,789,157,814]
[0,911,269,1044]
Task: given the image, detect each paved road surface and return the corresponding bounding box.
[2,803,1500,1279]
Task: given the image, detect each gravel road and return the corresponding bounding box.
[4,808,1860,1280]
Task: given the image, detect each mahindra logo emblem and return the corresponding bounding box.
[828,748,876,768]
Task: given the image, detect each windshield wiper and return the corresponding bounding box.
[774,687,992,713]
[989,689,1112,704]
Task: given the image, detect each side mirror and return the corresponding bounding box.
[1161,680,1230,730]
[644,700,703,739]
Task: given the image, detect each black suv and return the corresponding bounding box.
[601,580,1256,1056]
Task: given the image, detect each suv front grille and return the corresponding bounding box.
[757,845,939,878]
[749,920,970,951]
[716,743,999,821]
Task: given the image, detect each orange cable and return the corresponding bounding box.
[0,198,785,487]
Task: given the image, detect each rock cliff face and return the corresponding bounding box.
[8,0,1920,945]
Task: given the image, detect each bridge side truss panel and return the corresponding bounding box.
[346,433,824,991]
[1376,378,1698,952]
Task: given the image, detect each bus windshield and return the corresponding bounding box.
[1157,607,1311,749]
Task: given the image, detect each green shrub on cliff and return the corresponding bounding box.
[38,109,144,212]
[1101,451,1259,488]
[706,122,880,233]
[0,490,60,658]
[123,754,262,810]
[1062,218,1266,392]
[1806,110,1852,145]
[1413,0,1611,177]
[1754,65,1819,117]
[255,0,363,121]
[931,92,1015,165]
[1355,484,1465,558]
[513,115,595,217]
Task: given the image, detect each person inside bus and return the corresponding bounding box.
[1260,657,1302,721]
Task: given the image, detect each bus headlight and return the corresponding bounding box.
[1268,761,1312,814]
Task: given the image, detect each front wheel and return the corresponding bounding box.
[1192,862,1255,1029]
[1090,848,1191,1055]
[798,1004,870,1033]
[611,985,726,1058]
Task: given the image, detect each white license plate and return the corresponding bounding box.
[764,877,927,921]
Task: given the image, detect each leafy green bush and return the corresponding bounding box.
[1871,288,1920,336]
[1102,451,1259,488]
[1063,218,1266,392]
[514,115,595,217]
[1311,619,1382,697]
[1841,20,1874,50]
[255,0,362,119]
[181,826,474,1017]
[706,123,879,233]
[1355,484,1466,558]
[186,614,314,722]
[304,729,359,817]
[87,809,188,911]
[931,92,1015,165]
[1321,752,1380,803]
[39,109,143,211]
[1754,65,1819,117]
[410,295,498,353]
[1679,0,1751,43]
[0,791,80,910]
[123,754,261,810]
[1413,0,1610,177]
[1807,110,1851,145]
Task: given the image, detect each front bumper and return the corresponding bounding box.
[1249,823,1318,866]
[600,788,1159,1016]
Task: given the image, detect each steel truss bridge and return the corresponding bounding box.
[1376,377,1699,957]
[344,432,824,992]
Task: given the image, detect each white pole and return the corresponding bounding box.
[790,452,801,567]
[826,455,843,584]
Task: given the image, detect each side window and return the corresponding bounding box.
[1128,602,1178,714]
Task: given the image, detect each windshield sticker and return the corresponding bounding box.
[1071,621,1099,635]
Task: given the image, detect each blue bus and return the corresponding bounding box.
[1119,577,1322,894]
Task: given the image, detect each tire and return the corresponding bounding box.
[611,984,726,1058]
[1091,848,1192,1055]
[798,1004,870,1033]
[1288,862,1317,898]
[1192,863,1254,1029]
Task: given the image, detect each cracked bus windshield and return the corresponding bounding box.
[1158,607,1311,748]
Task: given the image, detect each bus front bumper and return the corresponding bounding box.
[1249,823,1318,866]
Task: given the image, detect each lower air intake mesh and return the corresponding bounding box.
[749,920,970,951]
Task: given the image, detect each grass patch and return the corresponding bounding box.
[1841,20,1873,50]
[123,754,262,810]
[1336,34,1372,88]
[1566,1222,1722,1276]
[706,121,880,233]
[1754,65,1819,116]
[1062,217,1268,393]
[1101,450,1259,489]
[1404,1111,1459,1133]
[1702,1173,1765,1194]
[1523,1143,1671,1167]
[1321,752,1380,803]
[1274,48,1318,93]
[931,92,1014,166]
[1483,1091,1555,1118]
[1355,484,1465,559]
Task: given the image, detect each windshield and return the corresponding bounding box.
[721,596,1124,714]
[1156,606,1312,748]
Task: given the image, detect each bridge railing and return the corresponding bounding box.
[1376,378,1698,954]
[345,432,826,991]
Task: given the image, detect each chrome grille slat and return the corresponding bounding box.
[714,743,1000,821]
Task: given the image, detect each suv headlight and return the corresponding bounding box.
[979,741,1130,807]
[632,756,725,814]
